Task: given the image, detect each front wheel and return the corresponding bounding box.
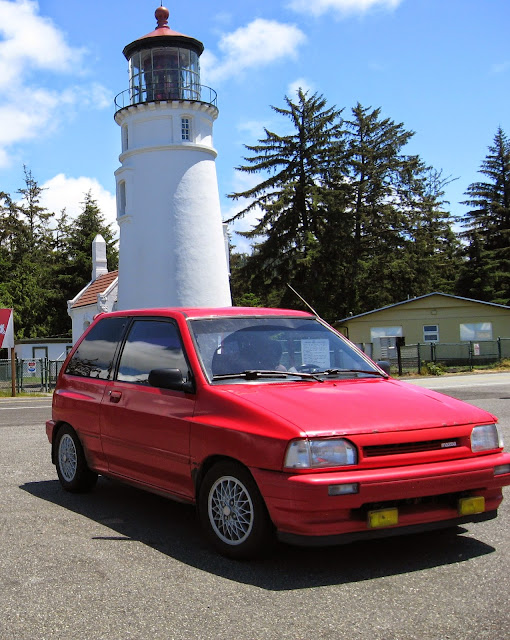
[55,424,98,493]
[198,462,274,559]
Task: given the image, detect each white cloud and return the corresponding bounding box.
[223,171,263,254]
[0,1,109,165]
[40,174,118,234]
[0,0,83,88]
[287,78,315,97]
[287,0,403,18]
[201,18,306,84]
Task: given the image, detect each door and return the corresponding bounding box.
[100,318,196,500]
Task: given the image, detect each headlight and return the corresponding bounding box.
[284,438,357,469]
[471,424,503,452]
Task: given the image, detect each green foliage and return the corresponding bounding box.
[455,127,510,305]
[228,93,461,321]
[421,361,446,376]
[0,172,118,339]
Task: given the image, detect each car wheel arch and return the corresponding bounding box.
[194,454,248,497]
[51,421,72,464]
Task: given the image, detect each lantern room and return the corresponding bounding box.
[115,6,216,110]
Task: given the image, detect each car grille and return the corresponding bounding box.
[363,438,460,458]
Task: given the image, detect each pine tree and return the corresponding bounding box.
[1,171,56,337]
[456,127,510,304]
[227,90,345,312]
[343,112,459,317]
[51,192,118,331]
[228,99,458,320]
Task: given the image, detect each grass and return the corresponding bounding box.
[0,389,51,397]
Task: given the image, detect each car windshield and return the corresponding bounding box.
[189,316,382,383]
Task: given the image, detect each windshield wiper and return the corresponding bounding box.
[212,369,324,382]
[322,368,388,378]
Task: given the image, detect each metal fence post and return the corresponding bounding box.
[417,343,421,374]
[498,337,502,361]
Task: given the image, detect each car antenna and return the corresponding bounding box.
[286,283,320,318]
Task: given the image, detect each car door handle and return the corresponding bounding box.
[109,390,122,403]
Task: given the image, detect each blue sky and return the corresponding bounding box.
[0,0,509,254]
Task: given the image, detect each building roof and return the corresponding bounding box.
[122,6,204,59]
[337,292,510,323]
[71,271,118,309]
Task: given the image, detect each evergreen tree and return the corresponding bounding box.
[50,191,118,336]
[456,127,510,304]
[336,104,459,316]
[1,171,56,338]
[17,165,54,251]
[227,90,345,313]
[228,96,459,320]
[0,176,119,338]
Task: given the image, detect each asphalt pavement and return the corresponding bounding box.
[0,375,509,640]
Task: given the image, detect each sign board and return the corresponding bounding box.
[0,308,14,350]
[27,361,37,374]
[301,339,331,370]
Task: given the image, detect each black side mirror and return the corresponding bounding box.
[376,360,391,375]
[148,368,194,393]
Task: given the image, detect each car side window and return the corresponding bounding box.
[117,319,190,385]
[66,317,127,379]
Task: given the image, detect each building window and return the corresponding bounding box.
[118,181,126,216]
[423,325,439,342]
[121,124,128,152]
[460,322,493,341]
[370,327,403,340]
[181,117,191,141]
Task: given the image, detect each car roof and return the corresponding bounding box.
[94,307,314,321]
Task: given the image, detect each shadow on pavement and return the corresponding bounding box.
[21,477,496,591]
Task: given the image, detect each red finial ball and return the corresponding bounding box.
[155,6,170,28]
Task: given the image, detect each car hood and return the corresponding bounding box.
[220,378,495,437]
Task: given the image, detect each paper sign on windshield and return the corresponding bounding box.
[0,309,14,349]
[301,339,331,369]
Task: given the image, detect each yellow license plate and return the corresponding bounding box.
[367,507,399,528]
[458,496,485,515]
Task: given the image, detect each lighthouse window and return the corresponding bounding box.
[121,125,128,151]
[128,47,201,105]
[181,118,191,141]
[118,181,126,216]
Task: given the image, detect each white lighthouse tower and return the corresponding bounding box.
[114,5,232,310]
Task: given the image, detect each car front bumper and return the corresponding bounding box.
[251,452,510,543]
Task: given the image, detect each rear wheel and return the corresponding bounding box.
[55,424,98,493]
[198,461,274,559]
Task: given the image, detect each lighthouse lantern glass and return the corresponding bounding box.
[128,47,200,104]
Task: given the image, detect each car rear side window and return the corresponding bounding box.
[65,317,127,379]
[117,320,189,385]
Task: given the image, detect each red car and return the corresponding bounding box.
[46,307,510,558]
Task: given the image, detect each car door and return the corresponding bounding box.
[99,318,196,500]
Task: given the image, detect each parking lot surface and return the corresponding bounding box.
[1,378,509,640]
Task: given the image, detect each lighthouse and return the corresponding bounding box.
[114,5,232,310]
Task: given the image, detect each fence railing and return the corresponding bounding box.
[376,338,510,375]
[0,359,65,393]
[1,339,510,391]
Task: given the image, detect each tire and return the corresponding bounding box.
[198,461,274,559]
[55,424,98,493]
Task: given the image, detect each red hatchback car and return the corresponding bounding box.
[47,307,510,558]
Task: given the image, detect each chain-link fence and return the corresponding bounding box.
[1,339,510,391]
[381,338,510,375]
[0,359,65,394]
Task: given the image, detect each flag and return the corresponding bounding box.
[0,309,14,349]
